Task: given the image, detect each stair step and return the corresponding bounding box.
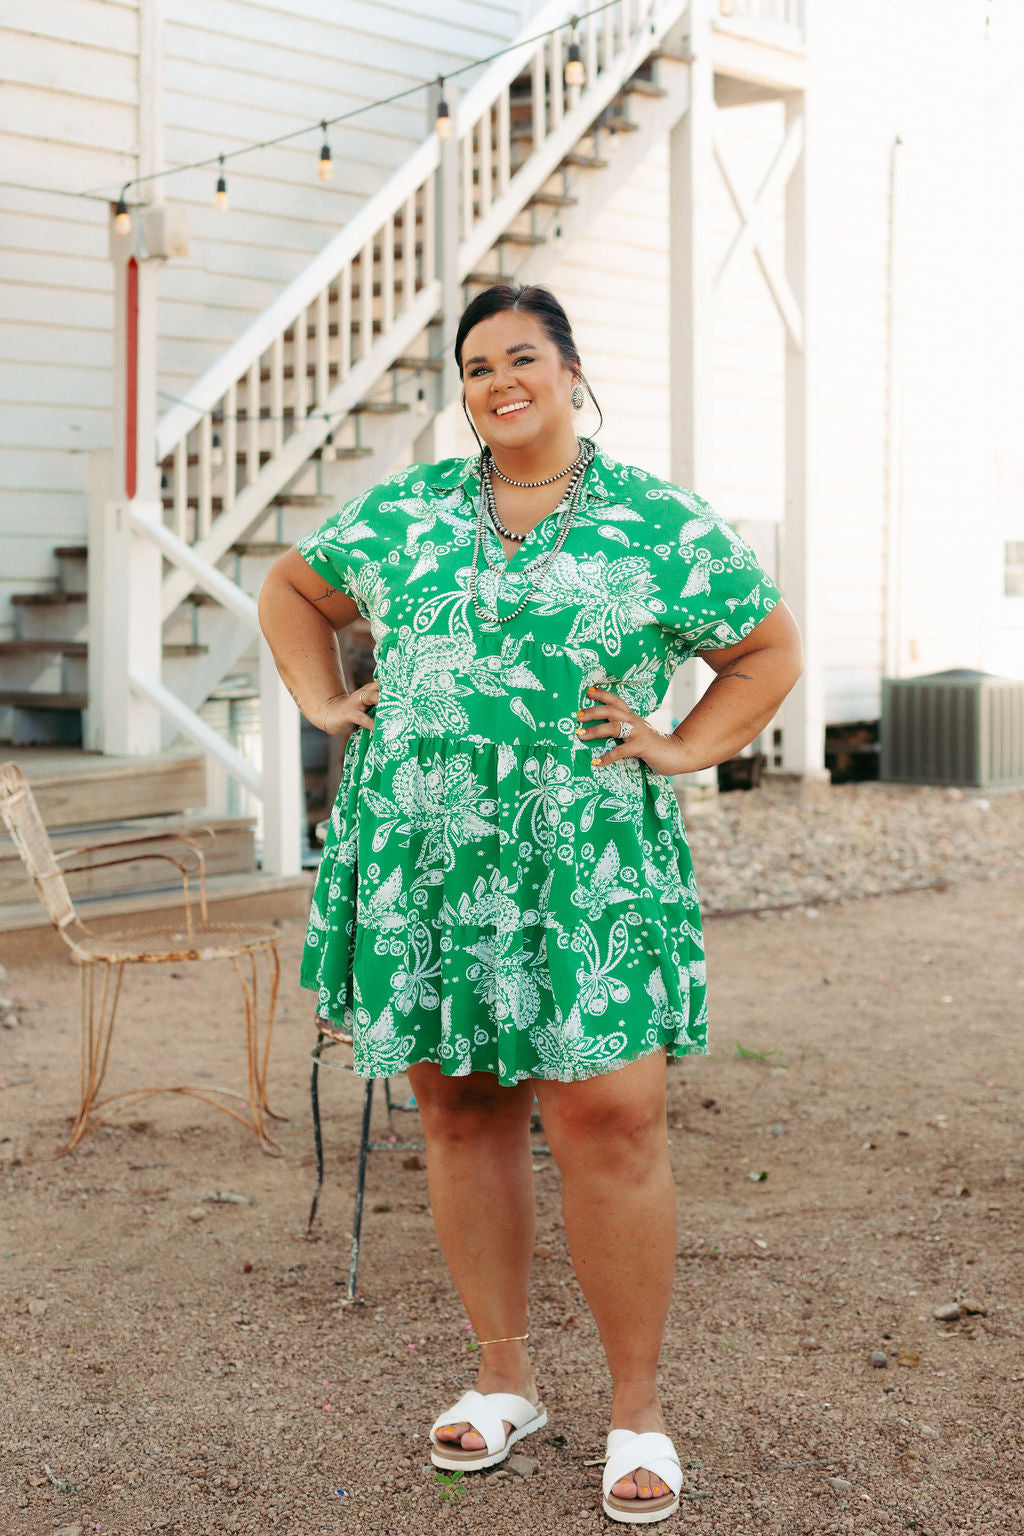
[3,747,207,828]
[465,271,510,287]
[495,230,546,247]
[527,191,579,208]
[0,640,87,658]
[391,354,443,372]
[510,116,634,146]
[350,400,409,415]
[53,545,88,560]
[230,541,291,556]
[0,689,86,711]
[624,76,668,98]
[0,812,257,908]
[328,446,374,460]
[12,591,87,609]
[560,150,610,169]
[0,870,314,963]
[0,640,206,660]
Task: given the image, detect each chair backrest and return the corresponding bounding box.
[0,761,77,932]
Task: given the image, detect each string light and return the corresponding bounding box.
[74,0,635,218]
[565,18,585,87]
[435,79,452,142]
[318,122,333,183]
[114,191,131,234]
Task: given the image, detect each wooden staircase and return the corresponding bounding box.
[8,0,771,868]
[0,747,311,962]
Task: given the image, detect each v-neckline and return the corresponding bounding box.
[487,494,570,568]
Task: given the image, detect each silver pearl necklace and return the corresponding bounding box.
[469,442,594,627]
[488,441,586,489]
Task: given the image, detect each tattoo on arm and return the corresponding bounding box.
[311,586,336,605]
[717,660,754,681]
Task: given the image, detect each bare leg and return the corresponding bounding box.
[535,1049,677,1502]
[406,1062,539,1449]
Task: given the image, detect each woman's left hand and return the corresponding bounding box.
[576,686,692,776]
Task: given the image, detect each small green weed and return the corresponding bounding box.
[734,1039,786,1066]
[435,1468,466,1503]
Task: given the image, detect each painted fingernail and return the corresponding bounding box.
[591,758,602,768]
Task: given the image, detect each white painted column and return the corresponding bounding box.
[258,641,303,876]
[780,86,826,776]
[87,217,163,755]
[667,0,718,789]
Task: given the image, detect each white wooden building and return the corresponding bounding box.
[2,0,1022,880]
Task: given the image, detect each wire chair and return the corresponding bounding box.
[0,760,286,1155]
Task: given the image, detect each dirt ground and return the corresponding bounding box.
[1,874,1022,1536]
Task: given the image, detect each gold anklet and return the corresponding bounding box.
[475,1331,529,1345]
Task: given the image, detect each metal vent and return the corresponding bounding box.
[881,669,1024,789]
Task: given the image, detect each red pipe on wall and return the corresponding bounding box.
[125,256,139,499]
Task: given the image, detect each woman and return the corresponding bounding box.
[258,284,803,1524]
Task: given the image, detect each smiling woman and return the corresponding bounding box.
[256,282,803,1524]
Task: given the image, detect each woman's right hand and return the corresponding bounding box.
[321,677,380,736]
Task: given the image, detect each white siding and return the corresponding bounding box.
[0,0,534,637]
[0,0,138,633]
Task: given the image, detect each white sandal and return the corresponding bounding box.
[602,1429,683,1524]
[429,1388,548,1471]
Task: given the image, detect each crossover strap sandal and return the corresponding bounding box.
[602,1429,683,1525]
[429,1389,548,1472]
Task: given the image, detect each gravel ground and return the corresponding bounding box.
[688,782,1024,913]
[1,784,1023,1535]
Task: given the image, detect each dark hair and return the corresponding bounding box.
[454,283,603,439]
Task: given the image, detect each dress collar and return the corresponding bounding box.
[440,437,616,509]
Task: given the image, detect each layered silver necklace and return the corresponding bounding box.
[469,440,595,628]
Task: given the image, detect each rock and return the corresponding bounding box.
[187,1206,206,1223]
[280,1270,299,1287]
[506,1454,539,1478]
[402,1154,426,1170]
[54,1525,84,1536]
[533,1244,554,1259]
[959,1297,987,1316]
[897,1348,920,1367]
[827,1476,852,1492]
[27,1297,47,1317]
[869,1351,888,1368]
[933,1303,961,1322]
[920,1424,939,1439]
[203,1191,253,1205]
[799,1337,822,1351]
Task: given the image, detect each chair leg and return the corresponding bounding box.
[346,1077,375,1303]
[306,1032,328,1235]
[63,961,125,1154]
[230,947,287,1153]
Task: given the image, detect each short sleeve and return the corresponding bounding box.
[295,482,388,615]
[652,489,781,657]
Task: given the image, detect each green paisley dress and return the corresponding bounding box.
[296,439,780,1085]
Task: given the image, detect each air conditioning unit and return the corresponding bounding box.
[880,669,1024,789]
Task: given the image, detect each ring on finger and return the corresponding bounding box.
[617,719,634,740]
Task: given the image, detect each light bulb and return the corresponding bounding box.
[415,387,428,417]
[114,195,131,234]
[318,123,333,183]
[211,432,225,469]
[322,431,336,463]
[719,0,737,15]
[215,157,228,211]
[565,43,585,87]
[435,98,452,142]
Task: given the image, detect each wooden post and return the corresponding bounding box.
[780,88,826,777]
[429,78,461,411]
[257,639,303,876]
[87,215,163,755]
[667,0,717,795]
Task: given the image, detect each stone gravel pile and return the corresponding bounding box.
[687,780,1024,914]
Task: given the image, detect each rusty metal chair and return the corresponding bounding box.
[0,760,285,1155]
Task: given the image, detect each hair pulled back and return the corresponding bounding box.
[454,284,603,437]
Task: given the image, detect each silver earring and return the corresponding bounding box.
[571,382,585,410]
